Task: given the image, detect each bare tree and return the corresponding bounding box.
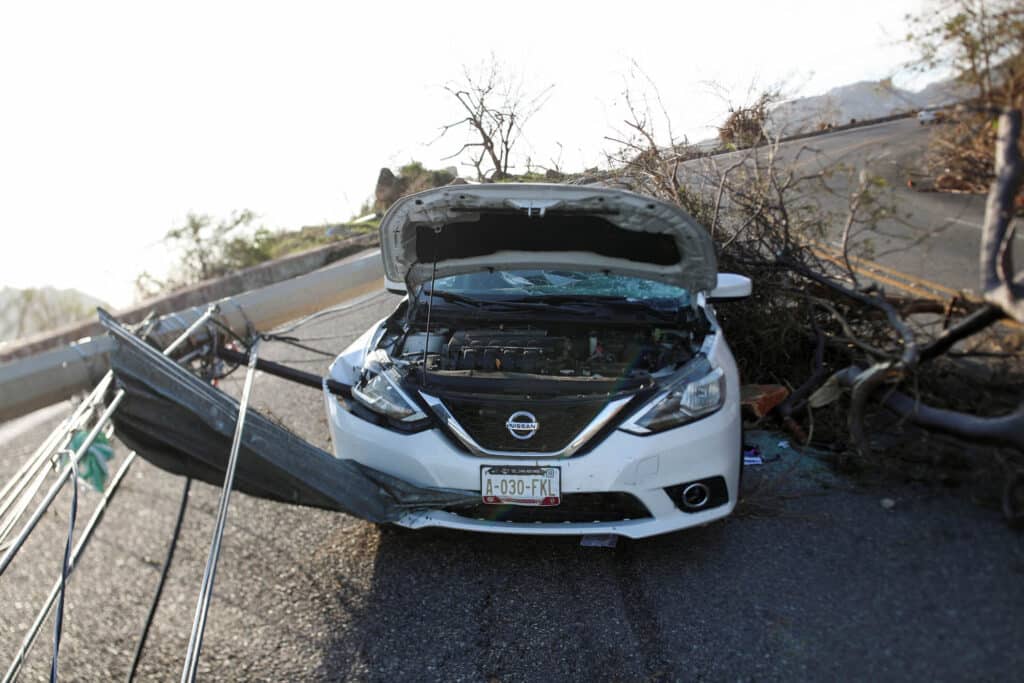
[602,71,1024,519]
[436,57,552,181]
[907,0,1024,192]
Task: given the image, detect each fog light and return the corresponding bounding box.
[665,476,729,513]
[681,482,710,509]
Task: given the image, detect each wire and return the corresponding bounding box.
[207,317,251,350]
[50,457,77,683]
[126,477,191,683]
[273,333,361,343]
[258,334,336,357]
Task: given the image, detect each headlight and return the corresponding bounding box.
[351,350,426,422]
[621,359,725,434]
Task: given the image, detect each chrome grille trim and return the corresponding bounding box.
[419,392,633,458]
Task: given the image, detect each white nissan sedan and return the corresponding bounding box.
[324,184,751,538]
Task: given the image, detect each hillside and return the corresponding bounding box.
[765,77,974,136]
[0,286,107,346]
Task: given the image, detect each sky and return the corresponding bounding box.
[0,0,929,307]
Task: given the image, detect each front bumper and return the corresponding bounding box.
[324,388,741,539]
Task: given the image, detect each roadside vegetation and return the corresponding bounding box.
[909,0,1024,193]
[134,211,377,299]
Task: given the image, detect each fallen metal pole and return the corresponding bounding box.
[0,307,217,577]
[2,452,138,683]
[181,341,261,683]
[0,251,383,421]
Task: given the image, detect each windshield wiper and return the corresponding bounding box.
[419,289,562,312]
[421,289,487,307]
[500,294,684,313]
[417,290,682,323]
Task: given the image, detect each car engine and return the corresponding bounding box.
[390,323,701,379]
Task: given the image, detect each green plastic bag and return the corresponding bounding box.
[63,431,115,492]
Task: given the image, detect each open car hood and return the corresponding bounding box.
[379,184,717,293]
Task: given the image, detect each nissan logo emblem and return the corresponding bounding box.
[506,411,539,440]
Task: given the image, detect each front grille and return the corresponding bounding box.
[441,394,610,453]
[446,492,651,523]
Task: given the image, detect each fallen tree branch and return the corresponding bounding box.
[919,304,1008,363]
[835,366,1024,451]
[778,315,827,420]
[781,257,920,455]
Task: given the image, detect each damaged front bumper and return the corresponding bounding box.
[324,384,742,538]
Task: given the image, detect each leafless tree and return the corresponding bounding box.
[603,76,1023,517]
[436,57,552,181]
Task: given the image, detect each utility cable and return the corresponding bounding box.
[125,477,191,683]
[49,458,77,683]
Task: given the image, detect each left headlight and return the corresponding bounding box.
[621,359,726,434]
[351,350,427,422]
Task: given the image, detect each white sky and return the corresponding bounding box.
[0,0,927,307]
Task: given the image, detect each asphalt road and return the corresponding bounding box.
[683,117,1022,295]
[2,289,1023,682]
[2,120,1024,680]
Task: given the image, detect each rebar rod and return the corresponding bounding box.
[0,391,125,576]
[180,341,260,683]
[2,452,138,683]
[0,373,111,519]
[0,305,217,578]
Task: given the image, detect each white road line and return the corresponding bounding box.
[948,216,982,229]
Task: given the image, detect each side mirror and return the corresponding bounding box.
[385,277,407,295]
[708,273,752,302]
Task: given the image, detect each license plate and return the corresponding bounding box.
[481,466,560,506]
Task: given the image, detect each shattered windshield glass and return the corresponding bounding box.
[429,270,691,304]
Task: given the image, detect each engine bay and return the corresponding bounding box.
[382,318,706,380]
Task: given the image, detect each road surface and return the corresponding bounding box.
[684,117,1021,297]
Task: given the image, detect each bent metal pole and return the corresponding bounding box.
[0,306,218,577]
[180,340,261,683]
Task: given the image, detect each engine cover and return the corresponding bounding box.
[441,330,569,374]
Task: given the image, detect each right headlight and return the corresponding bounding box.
[351,350,427,422]
[621,358,726,434]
